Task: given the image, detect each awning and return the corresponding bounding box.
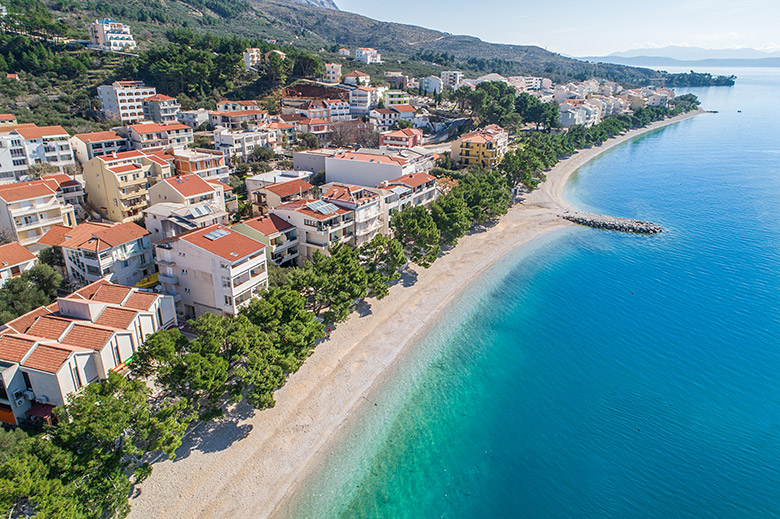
[25,402,56,419]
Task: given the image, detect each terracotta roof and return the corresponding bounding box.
[130,122,191,134]
[71,131,124,143]
[25,315,73,340]
[211,109,267,117]
[0,180,57,203]
[382,128,422,138]
[61,323,115,351]
[0,334,37,363]
[2,307,53,334]
[262,179,313,198]
[15,125,68,140]
[44,221,149,253]
[344,70,369,77]
[69,279,112,300]
[0,113,16,121]
[391,104,416,113]
[91,284,133,305]
[238,214,294,236]
[333,151,407,166]
[40,173,80,188]
[265,122,295,130]
[123,291,158,311]
[0,242,35,268]
[323,184,378,203]
[109,164,141,174]
[161,174,217,198]
[143,94,176,102]
[373,108,394,115]
[205,179,232,192]
[389,172,435,188]
[96,150,145,163]
[23,343,80,374]
[176,224,265,261]
[94,307,138,329]
[36,225,72,247]
[274,200,349,221]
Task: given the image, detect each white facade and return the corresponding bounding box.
[349,87,381,115]
[144,202,229,243]
[271,200,355,265]
[177,108,210,128]
[0,179,76,252]
[321,183,382,246]
[384,90,411,106]
[155,224,269,318]
[0,125,76,183]
[128,122,193,151]
[70,131,128,164]
[214,126,270,162]
[0,242,37,287]
[324,63,342,83]
[88,18,136,51]
[420,76,442,95]
[243,48,262,70]
[97,81,156,124]
[441,70,463,90]
[324,148,435,187]
[355,47,382,64]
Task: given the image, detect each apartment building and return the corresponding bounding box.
[247,177,314,216]
[173,148,230,183]
[232,214,299,267]
[0,114,17,126]
[39,221,154,287]
[149,173,228,213]
[355,47,381,64]
[324,147,436,187]
[321,183,382,246]
[214,126,270,162]
[127,122,193,150]
[420,76,442,95]
[0,124,76,183]
[83,150,173,222]
[177,108,210,128]
[324,63,342,84]
[0,242,37,287]
[0,280,176,426]
[271,200,355,264]
[349,86,380,115]
[441,70,463,90]
[88,18,136,51]
[0,180,76,252]
[70,131,128,164]
[376,172,438,234]
[379,128,423,148]
[384,71,409,90]
[216,100,259,112]
[144,202,229,243]
[155,224,269,318]
[40,173,86,218]
[338,48,350,57]
[209,109,269,130]
[343,70,371,87]
[142,94,181,124]
[369,108,398,129]
[384,90,411,106]
[451,124,509,168]
[97,81,156,123]
[243,48,263,70]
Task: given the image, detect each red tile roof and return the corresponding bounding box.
[344,70,369,77]
[109,164,141,174]
[0,242,35,268]
[71,131,124,143]
[123,291,158,311]
[239,214,294,236]
[389,172,435,188]
[40,221,148,252]
[262,179,313,198]
[23,343,79,374]
[91,284,133,305]
[143,94,176,102]
[176,224,265,261]
[61,323,115,351]
[68,279,112,300]
[25,316,73,340]
[0,180,57,203]
[2,307,53,334]
[211,109,267,117]
[323,184,378,203]
[391,104,416,113]
[94,307,138,329]
[0,334,37,363]
[161,174,217,198]
[15,125,68,139]
[130,122,191,134]
[205,179,232,192]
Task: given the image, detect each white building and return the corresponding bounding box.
[324,147,436,187]
[177,108,210,128]
[349,86,381,115]
[144,202,229,243]
[0,179,76,252]
[155,224,269,318]
[142,94,181,124]
[0,280,176,427]
[97,81,156,124]
[231,214,299,267]
[243,48,263,70]
[321,183,382,246]
[214,126,270,162]
[376,172,438,234]
[88,18,136,51]
[149,173,228,213]
[324,63,342,84]
[0,124,76,182]
[271,200,355,264]
[39,221,154,287]
[172,148,230,183]
[338,48,350,57]
[70,131,128,164]
[355,47,382,64]
[0,242,37,287]
[342,70,371,87]
[441,70,463,90]
[384,90,411,106]
[127,122,193,151]
[420,75,442,95]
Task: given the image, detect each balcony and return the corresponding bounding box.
[119,187,148,199]
[157,259,176,267]
[118,175,148,187]
[158,274,178,285]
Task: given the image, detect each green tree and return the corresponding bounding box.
[298,132,319,149]
[358,235,406,299]
[454,170,512,224]
[391,206,441,268]
[0,264,62,324]
[431,192,473,245]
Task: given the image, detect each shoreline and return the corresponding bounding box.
[127,109,704,519]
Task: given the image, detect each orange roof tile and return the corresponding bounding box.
[0,334,37,363]
[2,307,53,334]
[0,180,57,203]
[23,343,79,374]
[91,284,133,305]
[0,242,35,267]
[94,307,138,329]
[130,122,191,134]
[389,172,435,188]
[391,104,416,113]
[69,280,112,300]
[25,315,73,340]
[262,179,313,198]
[46,221,149,253]
[15,125,68,140]
[161,174,217,198]
[71,131,124,143]
[61,323,116,351]
[239,214,294,236]
[123,291,158,311]
[143,94,176,102]
[176,224,265,261]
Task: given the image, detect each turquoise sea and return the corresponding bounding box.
[291,69,780,518]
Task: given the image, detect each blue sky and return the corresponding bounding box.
[337,0,780,56]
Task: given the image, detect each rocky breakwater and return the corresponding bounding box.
[562,212,663,234]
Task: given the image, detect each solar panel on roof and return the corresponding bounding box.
[204,228,229,241]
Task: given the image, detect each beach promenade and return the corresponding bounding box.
[127,110,703,519]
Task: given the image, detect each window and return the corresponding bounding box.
[181,269,188,274]
[70,363,82,390]
[224,295,232,305]
[222,276,231,288]
[184,287,190,293]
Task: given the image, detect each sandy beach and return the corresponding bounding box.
[127,109,703,519]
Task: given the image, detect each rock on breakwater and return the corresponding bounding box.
[562,212,663,234]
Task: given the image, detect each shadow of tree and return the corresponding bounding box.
[398,268,418,287]
[353,299,372,318]
[172,401,255,461]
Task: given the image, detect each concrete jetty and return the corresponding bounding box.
[562,212,663,234]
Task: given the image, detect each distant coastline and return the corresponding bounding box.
[127,109,705,519]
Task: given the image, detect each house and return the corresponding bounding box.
[247,177,314,216]
[0,242,37,287]
[343,70,371,87]
[0,114,17,125]
[231,214,299,267]
[144,202,229,243]
[40,173,87,219]
[296,117,331,143]
[155,224,269,318]
[374,172,437,233]
[271,200,355,265]
[127,122,193,150]
[0,124,76,183]
[0,180,76,251]
[70,131,128,164]
[97,80,156,123]
[324,147,436,187]
[265,50,287,64]
[142,94,181,124]
[216,100,259,112]
[379,128,423,148]
[213,126,270,162]
[369,108,398,129]
[384,90,411,107]
[88,18,136,51]
[242,48,263,70]
[148,173,228,212]
[321,183,382,246]
[338,48,350,57]
[82,150,173,222]
[349,86,380,115]
[355,47,381,64]
[420,76,442,95]
[441,71,463,90]
[451,124,509,168]
[323,63,342,84]
[177,108,210,128]
[0,280,176,426]
[38,221,154,287]
[172,148,230,183]
[209,109,269,130]
[384,72,408,90]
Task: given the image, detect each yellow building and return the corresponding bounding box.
[451,124,509,168]
[83,150,173,223]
